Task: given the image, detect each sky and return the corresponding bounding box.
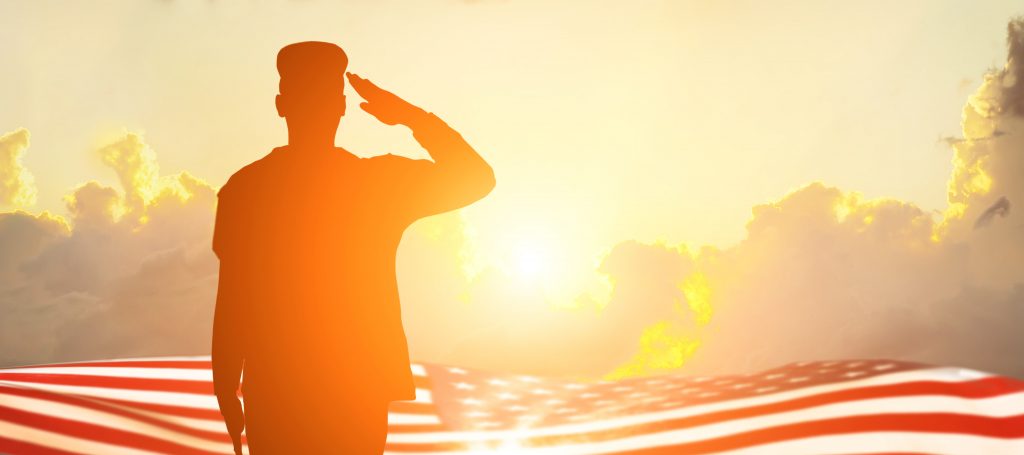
[1,1,1023,379]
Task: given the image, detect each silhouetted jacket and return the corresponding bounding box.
[212,112,495,403]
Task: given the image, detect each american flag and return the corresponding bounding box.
[0,357,1022,454]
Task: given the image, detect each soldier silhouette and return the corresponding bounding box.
[211,41,495,454]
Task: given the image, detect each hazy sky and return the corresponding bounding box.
[3,1,1024,379]
[3,0,1021,256]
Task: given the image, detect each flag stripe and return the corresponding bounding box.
[714,432,1024,455]
[0,384,235,442]
[382,392,1024,451]
[0,371,432,393]
[382,369,999,443]
[430,378,1024,446]
[5,359,429,378]
[0,403,230,455]
[1,358,1021,455]
[0,433,80,455]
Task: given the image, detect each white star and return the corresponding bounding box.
[460,398,485,406]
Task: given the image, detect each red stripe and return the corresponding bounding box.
[0,403,227,455]
[0,433,79,455]
[619,413,1024,454]
[88,396,227,420]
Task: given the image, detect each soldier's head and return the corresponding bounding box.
[275,42,348,137]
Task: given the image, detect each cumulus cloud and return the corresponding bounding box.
[0,130,218,367]
[598,19,1024,379]
[0,128,37,208]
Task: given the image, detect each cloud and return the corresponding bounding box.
[599,18,1024,379]
[0,128,37,208]
[0,130,218,367]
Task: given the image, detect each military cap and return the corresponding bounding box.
[277,41,348,85]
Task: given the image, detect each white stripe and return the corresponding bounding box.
[388,413,443,425]
[0,379,433,409]
[0,419,168,455]
[385,393,1024,454]
[0,366,214,381]
[411,363,428,377]
[0,392,235,452]
[716,432,1024,455]
[385,367,986,444]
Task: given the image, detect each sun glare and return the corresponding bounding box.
[513,242,551,280]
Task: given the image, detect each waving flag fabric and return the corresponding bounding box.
[0,357,1022,454]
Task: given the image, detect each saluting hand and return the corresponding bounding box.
[346,72,426,127]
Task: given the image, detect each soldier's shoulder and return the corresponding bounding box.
[218,148,283,197]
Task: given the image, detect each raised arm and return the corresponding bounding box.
[347,72,496,217]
